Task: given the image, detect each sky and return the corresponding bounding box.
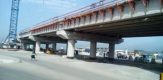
[0,0,163,52]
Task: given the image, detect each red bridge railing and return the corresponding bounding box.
[19,0,126,35]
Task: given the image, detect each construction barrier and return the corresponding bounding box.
[161,73,163,80]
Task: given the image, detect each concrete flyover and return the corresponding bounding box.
[18,0,163,59]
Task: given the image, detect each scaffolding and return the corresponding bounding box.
[3,0,20,48]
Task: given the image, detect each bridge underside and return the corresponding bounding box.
[19,0,163,59]
[73,13,163,37]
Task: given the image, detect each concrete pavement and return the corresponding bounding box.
[0,50,160,80]
[0,55,20,64]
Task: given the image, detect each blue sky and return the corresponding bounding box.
[0,0,163,52]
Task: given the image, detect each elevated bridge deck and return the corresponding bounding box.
[19,0,163,58]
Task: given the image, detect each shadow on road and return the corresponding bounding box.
[75,55,163,74]
[0,66,48,80]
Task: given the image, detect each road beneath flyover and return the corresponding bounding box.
[0,49,160,80]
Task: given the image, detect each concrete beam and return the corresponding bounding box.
[56,30,123,43]
[19,38,35,44]
[28,36,67,43]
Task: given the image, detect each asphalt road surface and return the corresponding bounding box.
[0,50,160,80]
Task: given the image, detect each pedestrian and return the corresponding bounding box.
[31,53,36,60]
[31,50,36,61]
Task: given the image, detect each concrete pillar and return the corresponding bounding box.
[22,43,27,50]
[32,43,35,51]
[67,39,75,58]
[90,41,97,59]
[108,42,115,60]
[52,43,56,51]
[35,41,41,54]
[66,43,68,52]
[26,44,29,49]
[45,43,49,50]
[28,44,32,49]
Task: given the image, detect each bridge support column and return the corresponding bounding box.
[52,43,56,51]
[32,43,35,51]
[56,30,122,59]
[90,41,97,59]
[67,39,75,58]
[35,41,41,54]
[26,44,30,50]
[22,43,27,50]
[108,42,115,61]
[45,43,49,50]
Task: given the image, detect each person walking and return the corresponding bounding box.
[31,50,36,61]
